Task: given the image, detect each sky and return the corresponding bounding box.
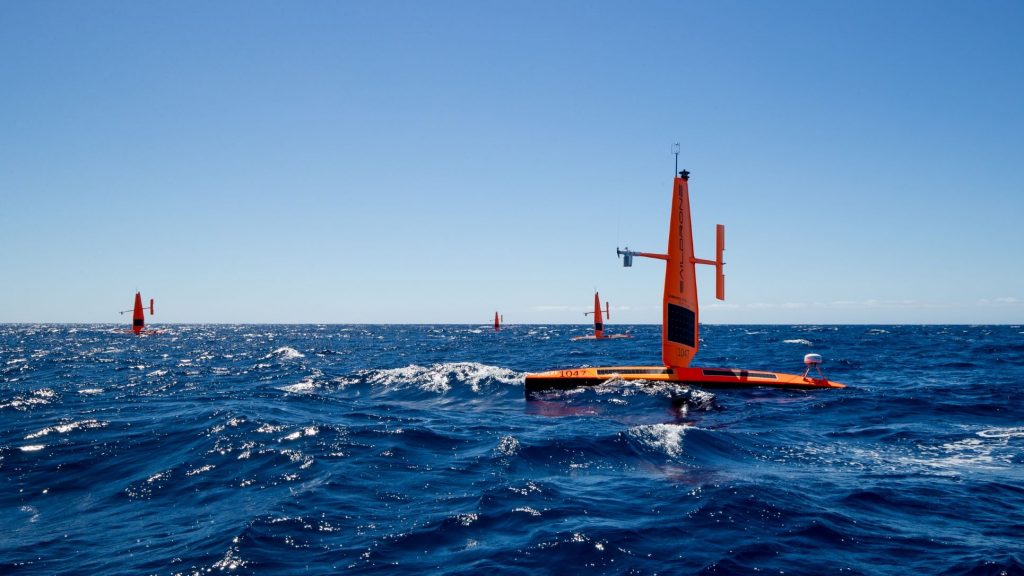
[1,0,1022,324]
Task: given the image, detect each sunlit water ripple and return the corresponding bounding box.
[2,324,1022,574]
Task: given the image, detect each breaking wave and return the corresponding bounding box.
[340,362,522,393]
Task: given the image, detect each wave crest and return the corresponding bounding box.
[341,362,521,393]
[266,346,305,360]
[627,423,692,458]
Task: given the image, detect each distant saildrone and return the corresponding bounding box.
[119,292,160,335]
[571,291,631,340]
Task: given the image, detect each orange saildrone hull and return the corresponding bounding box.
[525,366,844,391]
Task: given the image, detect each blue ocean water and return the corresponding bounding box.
[1,324,1022,575]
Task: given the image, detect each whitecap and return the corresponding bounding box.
[456,513,478,526]
[211,546,248,571]
[977,427,1024,439]
[26,419,107,439]
[592,378,713,410]
[627,423,692,458]
[513,507,542,516]
[281,426,319,442]
[279,368,324,394]
[279,379,317,394]
[495,435,520,456]
[783,339,813,345]
[355,362,521,393]
[266,346,305,360]
[1,389,56,411]
[186,464,215,476]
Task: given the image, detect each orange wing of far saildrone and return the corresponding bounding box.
[583,291,610,339]
[122,292,156,335]
[132,292,145,334]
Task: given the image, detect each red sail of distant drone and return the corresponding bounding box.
[591,292,607,339]
[129,292,154,334]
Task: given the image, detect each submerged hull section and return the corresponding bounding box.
[524,365,845,392]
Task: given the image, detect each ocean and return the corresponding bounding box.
[1,324,1022,575]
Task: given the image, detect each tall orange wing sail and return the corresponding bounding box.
[494,311,500,331]
[662,173,699,367]
[132,292,145,334]
[592,292,604,339]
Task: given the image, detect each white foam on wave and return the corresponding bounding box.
[783,338,813,346]
[279,369,325,394]
[977,426,1024,439]
[592,379,716,411]
[455,513,478,526]
[26,419,107,440]
[186,464,215,477]
[1,389,56,411]
[905,426,1024,472]
[593,377,654,395]
[281,426,319,442]
[20,445,46,452]
[208,541,246,569]
[911,440,1005,471]
[800,424,1024,476]
[279,378,317,394]
[345,362,521,393]
[495,435,520,456]
[627,423,692,458]
[266,346,305,360]
[513,507,542,516]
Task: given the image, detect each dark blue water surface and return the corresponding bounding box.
[2,324,1023,575]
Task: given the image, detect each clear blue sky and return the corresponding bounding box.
[2,1,1022,324]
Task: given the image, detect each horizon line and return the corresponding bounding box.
[1,322,1021,327]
